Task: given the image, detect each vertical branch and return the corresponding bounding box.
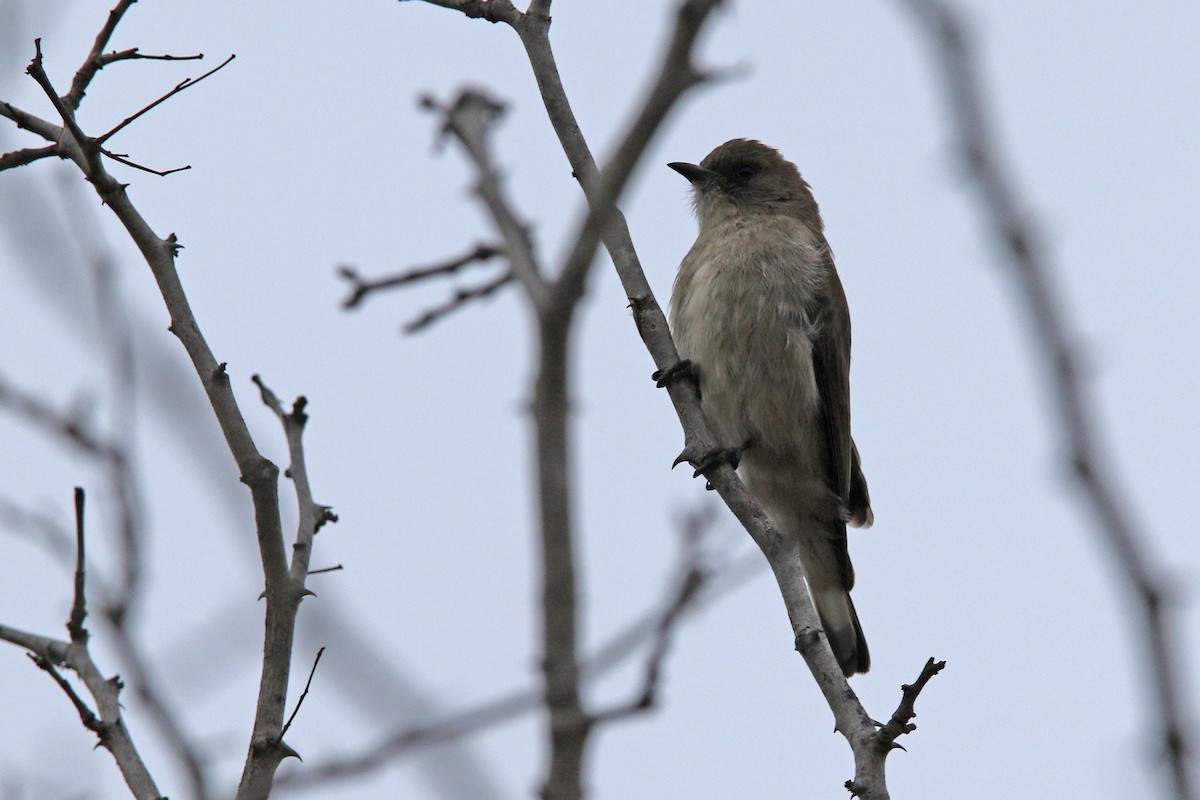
[68,487,89,643]
[7,19,319,800]
[899,3,1194,798]
[532,312,587,800]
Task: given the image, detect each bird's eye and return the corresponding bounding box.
[735,164,758,180]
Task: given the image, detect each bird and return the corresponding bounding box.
[666,138,873,677]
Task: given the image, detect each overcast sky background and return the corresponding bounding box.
[1,1,1198,798]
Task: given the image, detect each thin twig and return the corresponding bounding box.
[590,563,705,726]
[98,53,235,144]
[876,657,946,747]
[63,0,138,110]
[281,647,326,740]
[403,268,515,333]
[29,654,103,735]
[67,487,89,644]
[100,146,192,176]
[338,243,505,309]
[899,3,1193,798]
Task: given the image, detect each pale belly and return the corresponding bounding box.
[672,260,823,462]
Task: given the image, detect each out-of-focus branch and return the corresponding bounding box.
[404,268,515,333]
[899,3,1193,798]
[591,507,713,726]
[337,243,514,333]
[276,504,744,794]
[338,243,505,309]
[425,90,549,308]
[0,372,144,618]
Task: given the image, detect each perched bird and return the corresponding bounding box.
[667,139,874,676]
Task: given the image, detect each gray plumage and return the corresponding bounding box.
[668,139,873,677]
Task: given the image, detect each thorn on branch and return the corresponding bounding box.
[289,396,309,427]
[314,505,338,532]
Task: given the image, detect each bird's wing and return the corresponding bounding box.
[811,264,854,508]
[809,264,871,586]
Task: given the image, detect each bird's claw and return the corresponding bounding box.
[651,359,694,388]
[672,445,742,489]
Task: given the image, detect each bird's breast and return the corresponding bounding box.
[670,219,828,457]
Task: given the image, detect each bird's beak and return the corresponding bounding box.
[668,161,720,185]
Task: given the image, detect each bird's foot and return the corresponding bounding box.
[651,359,695,389]
[673,444,743,490]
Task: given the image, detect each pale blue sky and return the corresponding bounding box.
[1,2,1197,798]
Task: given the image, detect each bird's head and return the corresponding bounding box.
[669,138,821,230]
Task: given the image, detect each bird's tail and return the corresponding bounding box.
[812,587,870,677]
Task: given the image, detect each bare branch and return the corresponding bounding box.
[0,620,164,799]
[591,508,713,726]
[67,487,89,644]
[423,90,549,307]
[15,13,311,798]
[99,54,236,144]
[26,39,105,176]
[100,146,193,176]
[281,647,326,740]
[29,653,104,734]
[251,375,338,583]
[877,657,946,747]
[547,0,718,315]
[404,268,514,333]
[0,100,58,141]
[0,143,59,171]
[412,0,522,24]
[338,242,505,310]
[62,0,138,110]
[899,2,1194,798]
[0,494,209,800]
